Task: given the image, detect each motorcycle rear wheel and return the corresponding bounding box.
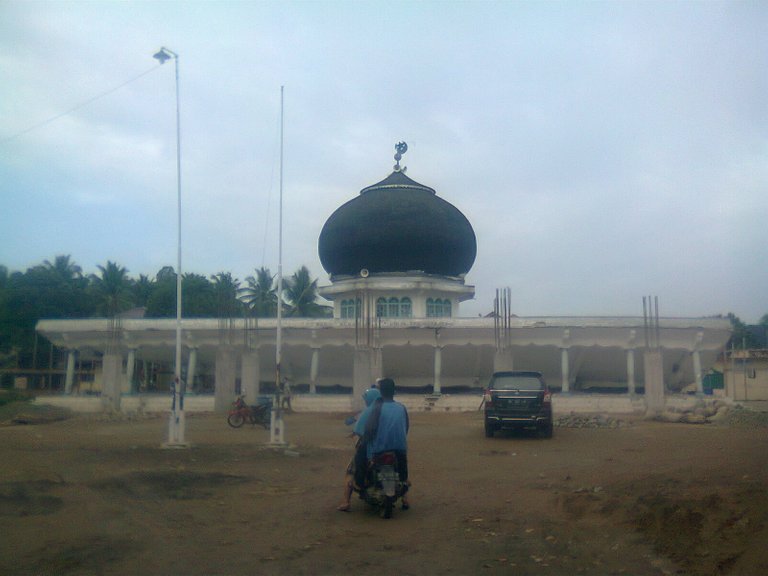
[227,413,246,428]
[382,496,394,519]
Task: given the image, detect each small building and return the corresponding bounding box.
[724,349,768,401]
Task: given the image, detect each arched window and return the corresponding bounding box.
[388,297,400,318]
[341,298,361,319]
[427,297,452,318]
[374,296,415,318]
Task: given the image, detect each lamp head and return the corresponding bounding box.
[153,48,172,64]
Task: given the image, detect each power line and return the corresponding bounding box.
[1,64,163,145]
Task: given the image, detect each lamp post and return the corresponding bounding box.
[154,46,186,447]
[270,86,287,446]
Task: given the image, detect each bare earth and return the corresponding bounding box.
[1,408,766,576]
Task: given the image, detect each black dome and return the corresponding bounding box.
[318,170,477,277]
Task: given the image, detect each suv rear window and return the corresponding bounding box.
[489,375,544,391]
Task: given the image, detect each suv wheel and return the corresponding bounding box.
[538,421,553,439]
[484,419,496,438]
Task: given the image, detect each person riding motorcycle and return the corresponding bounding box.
[337,387,381,512]
[362,377,410,509]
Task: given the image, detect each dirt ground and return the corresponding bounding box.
[1,406,766,576]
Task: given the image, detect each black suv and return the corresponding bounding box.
[483,371,553,438]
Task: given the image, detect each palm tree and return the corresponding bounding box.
[43,255,82,283]
[132,274,154,308]
[283,265,329,317]
[211,272,241,318]
[90,261,133,317]
[240,267,277,318]
[29,255,90,318]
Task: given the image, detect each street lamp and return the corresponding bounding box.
[154,46,186,447]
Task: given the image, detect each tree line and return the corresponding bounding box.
[1,254,766,378]
[0,255,330,372]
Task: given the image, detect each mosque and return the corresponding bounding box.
[36,144,732,413]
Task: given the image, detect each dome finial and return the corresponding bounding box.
[393,141,408,172]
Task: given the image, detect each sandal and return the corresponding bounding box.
[337,503,351,512]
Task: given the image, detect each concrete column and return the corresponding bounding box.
[373,347,383,381]
[560,348,570,393]
[214,348,238,413]
[493,350,514,372]
[644,349,665,416]
[186,348,198,393]
[241,350,261,401]
[101,352,122,412]
[126,349,136,394]
[353,348,375,410]
[626,348,636,395]
[433,346,443,395]
[692,331,704,396]
[64,350,76,394]
[693,349,703,395]
[142,360,149,392]
[309,348,320,394]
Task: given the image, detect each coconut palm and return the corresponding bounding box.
[27,255,90,318]
[132,274,154,308]
[240,267,277,318]
[90,261,133,317]
[211,272,242,318]
[283,265,329,317]
[43,254,83,283]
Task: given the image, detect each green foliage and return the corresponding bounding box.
[1,256,91,356]
[0,256,325,370]
[240,267,277,317]
[145,270,177,318]
[211,272,242,318]
[132,274,154,308]
[727,313,763,349]
[89,261,134,317]
[182,273,215,318]
[283,265,331,317]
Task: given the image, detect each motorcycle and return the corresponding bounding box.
[227,395,272,429]
[354,450,408,519]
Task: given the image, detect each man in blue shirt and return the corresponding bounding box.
[364,377,410,508]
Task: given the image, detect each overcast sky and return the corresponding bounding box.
[1,1,766,322]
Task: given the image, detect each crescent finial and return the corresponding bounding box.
[394,141,408,171]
